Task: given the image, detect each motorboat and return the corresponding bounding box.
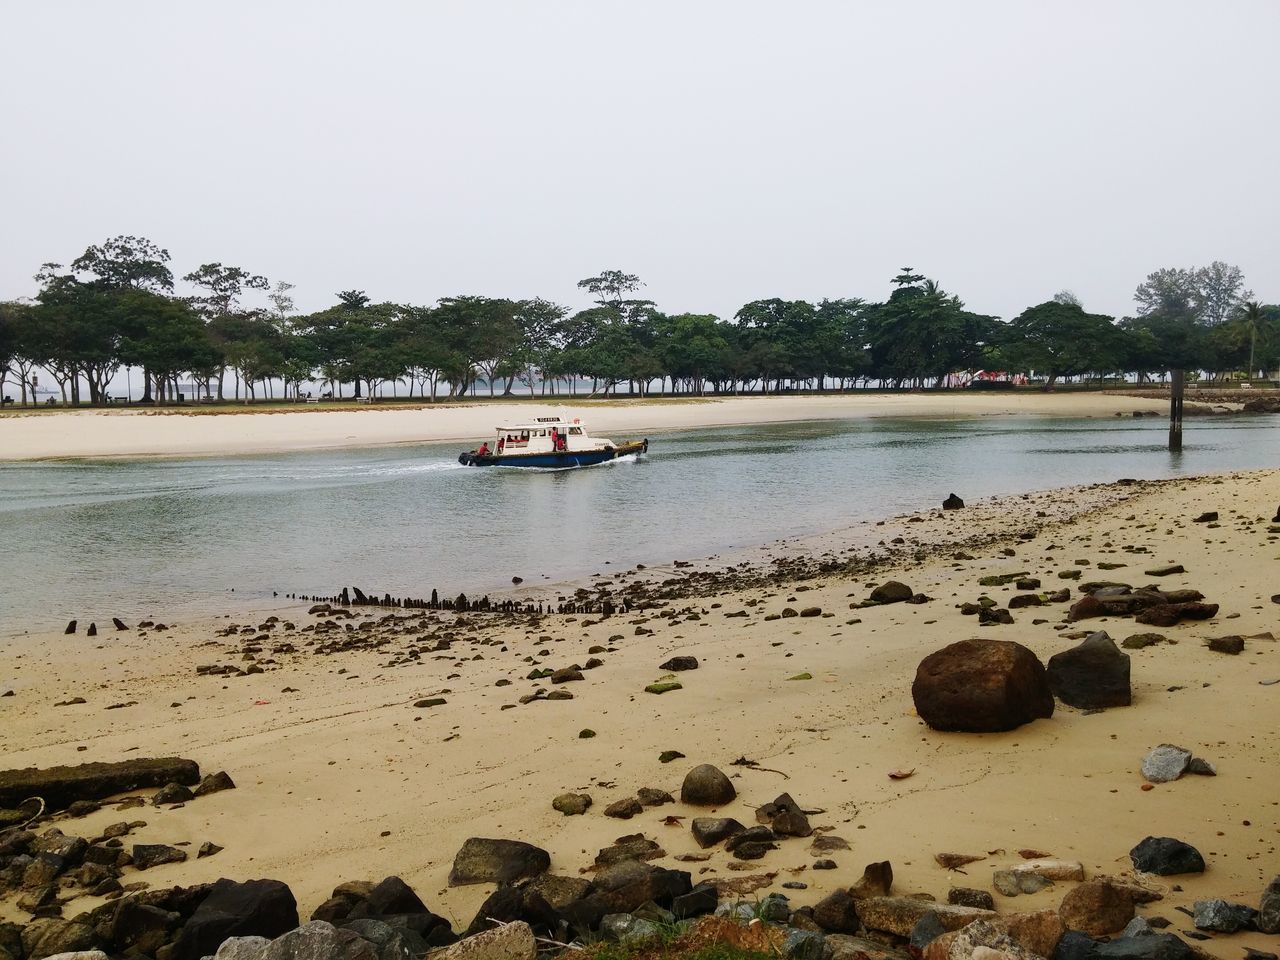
[458,416,648,468]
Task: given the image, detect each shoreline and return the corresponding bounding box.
[3,468,1278,957]
[0,393,1213,461]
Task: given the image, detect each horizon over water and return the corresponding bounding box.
[1,415,1277,635]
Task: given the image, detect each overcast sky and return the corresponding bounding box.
[3,1,1276,324]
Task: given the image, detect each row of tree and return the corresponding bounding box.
[1,237,1276,406]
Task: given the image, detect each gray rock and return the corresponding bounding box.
[714,902,757,920]
[433,921,534,960]
[151,782,195,806]
[691,818,744,848]
[212,936,271,960]
[40,953,112,960]
[448,838,550,886]
[1047,631,1132,709]
[20,919,98,960]
[342,919,416,960]
[604,797,644,820]
[194,771,237,797]
[992,869,1052,896]
[812,889,860,933]
[679,765,735,805]
[1140,745,1192,784]
[131,843,188,870]
[948,888,995,910]
[758,893,791,922]
[1186,757,1216,776]
[1259,876,1280,934]
[870,581,914,604]
[659,656,698,671]
[784,929,825,960]
[598,914,661,945]
[1120,918,1154,938]
[260,922,376,960]
[1193,899,1257,933]
[637,787,674,806]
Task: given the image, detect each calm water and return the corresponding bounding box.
[1,416,1277,633]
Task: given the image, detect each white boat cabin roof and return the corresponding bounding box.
[495,417,585,433]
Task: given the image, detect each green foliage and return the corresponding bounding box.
[1001,301,1125,384]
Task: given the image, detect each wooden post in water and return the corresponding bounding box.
[1169,369,1184,452]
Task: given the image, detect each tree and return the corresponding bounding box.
[1196,261,1252,327]
[0,302,40,406]
[1052,290,1082,308]
[184,263,270,399]
[1002,301,1126,386]
[577,270,644,309]
[69,235,175,292]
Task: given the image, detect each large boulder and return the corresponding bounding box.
[171,879,300,960]
[1046,633,1131,709]
[21,920,99,960]
[1259,876,1280,934]
[870,582,914,604]
[1058,880,1135,936]
[434,920,535,960]
[680,765,736,805]
[854,897,992,937]
[0,759,201,812]
[448,839,550,887]
[912,639,1054,732]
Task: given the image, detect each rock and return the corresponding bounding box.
[1129,837,1205,876]
[152,782,195,805]
[0,758,201,812]
[194,771,237,797]
[21,919,99,960]
[1143,565,1185,577]
[448,839,550,886]
[756,793,812,837]
[1122,634,1166,649]
[644,681,682,694]
[671,881,719,919]
[1254,876,1280,935]
[598,914,661,945]
[257,921,377,960]
[943,494,965,510]
[813,890,861,933]
[1192,512,1218,523]
[949,888,995,910]
[680,764,736,805]
[691,817,745,848]
[1192,899,1256,933]
[1140,745,1192,783]
[637,787,674,806]
[552,793,591,816]
[172,879,299,960]
[549,668,582,684]
[1011,859,1085,881]
[1206,636,1244,655]
[994,871,1053,896]
[132,843,188,869]
[432,916,532,960]
[1059,880,1135,936]
[1186,757,1216,776]
[1134,602,1218,627]
[604,797,643,819]
[1046,632,1131,709]
[658,750,685,764]
[199,842,225,858]
[41,952,112,960]
[784,929,826,960]
[870,581,914,604]
[948,918,1055,960]
[594,834,665,867]
[856,897,993,937]
[659,656,698,671]
[1008,595,1043,609]
[912,639,1054,732]
[849,861,894,899]
[828,935,910,960]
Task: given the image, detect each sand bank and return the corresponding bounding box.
[2,470,1277,955]
[0,392,1178,460]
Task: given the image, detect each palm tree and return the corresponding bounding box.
[1240,301,1264,378]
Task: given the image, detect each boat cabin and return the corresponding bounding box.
[486,417,608,456]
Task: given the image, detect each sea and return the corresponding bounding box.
[1,415,1277,634]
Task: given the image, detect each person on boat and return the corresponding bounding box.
[476,442,490,457]
[497,438,505,452]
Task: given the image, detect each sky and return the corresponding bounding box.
[2,0,1277,324]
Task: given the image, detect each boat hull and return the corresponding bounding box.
[459,439,647,468]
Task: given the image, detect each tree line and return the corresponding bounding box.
[0,236,1275,406]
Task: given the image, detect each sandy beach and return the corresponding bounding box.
[2,468,1277,957]
[0,393,1192,461]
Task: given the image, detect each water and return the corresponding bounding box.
[1,415,1276,633]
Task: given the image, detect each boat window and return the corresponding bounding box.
[569,427,582,435]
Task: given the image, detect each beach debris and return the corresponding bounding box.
[912,639,1054,732]
[1129,836,1205,875]
[943,493,965,510]
[448,838,550,886]
[1192,511,1218,523]
[54,697,87,706]
[888,768,915,780]
[934,853,984,869]
[869,581,914,604]
[680,764,736,805]
[729,756,790,778]
[1046,631,1131,709]
[1143,564,1185,577]
[658,750,685,763]
[552,793,592,816]
[659,656,698,671]
[1193,899,1257,933]
[644,679,682,694]
[787,672,813,680]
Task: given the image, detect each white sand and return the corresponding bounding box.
[0,393,1176,460]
